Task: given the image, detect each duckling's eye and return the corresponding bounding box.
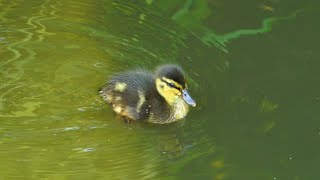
[168,83,175,88]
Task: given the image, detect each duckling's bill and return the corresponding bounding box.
[182,89,196,107]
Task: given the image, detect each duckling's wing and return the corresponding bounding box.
[100,71,155,120]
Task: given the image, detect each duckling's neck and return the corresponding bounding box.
[171,98,189,120]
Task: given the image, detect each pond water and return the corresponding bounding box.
[1,0,319,179]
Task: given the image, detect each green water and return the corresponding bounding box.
[1,0,319,179]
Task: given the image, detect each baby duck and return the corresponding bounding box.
[99,64,196,124]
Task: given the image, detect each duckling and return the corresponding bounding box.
[99,64,196,124]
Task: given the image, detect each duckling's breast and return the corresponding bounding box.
[146,98,188,124]
[172,98,189,120]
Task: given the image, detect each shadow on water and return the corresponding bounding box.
[0,0,319,179]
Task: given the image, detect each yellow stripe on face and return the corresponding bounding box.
[161,77,183,90]
[156,78,181,104]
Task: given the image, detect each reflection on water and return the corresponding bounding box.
[1,0,319,179]
[148,0,307,53]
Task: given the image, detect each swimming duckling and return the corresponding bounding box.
[99,64,196,124]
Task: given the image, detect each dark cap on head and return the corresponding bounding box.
[155,64,186,88]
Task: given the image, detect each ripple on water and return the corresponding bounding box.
[0,0,201,179]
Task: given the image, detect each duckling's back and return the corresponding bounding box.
[99,70,169,121]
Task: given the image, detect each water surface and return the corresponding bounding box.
[1,0,319,179]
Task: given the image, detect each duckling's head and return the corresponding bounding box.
[155,64,196,107]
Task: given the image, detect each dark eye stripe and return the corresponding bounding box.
[160,79,181,91]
